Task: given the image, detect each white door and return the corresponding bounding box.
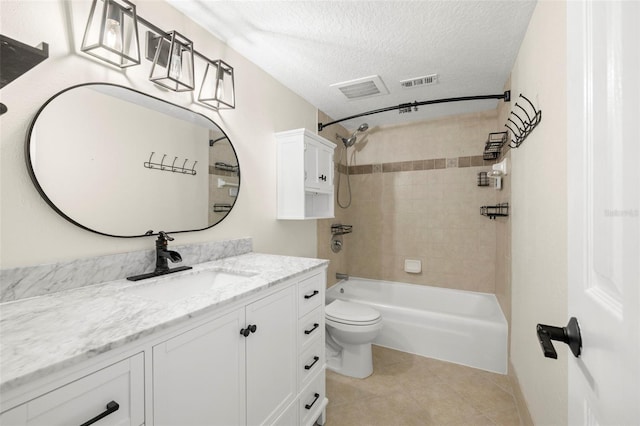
[567,1,640,424]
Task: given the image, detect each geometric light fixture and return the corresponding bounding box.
[148,31,194,92]
[198,59,235,110]
[81,0,140,68]
[81,0,234,107]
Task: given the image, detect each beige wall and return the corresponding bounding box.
[327,111,505,292]
[0,0,318,268]
[509,1,568,425]
[317,111,350,288]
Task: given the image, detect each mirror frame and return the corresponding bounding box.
[25,82,240,238]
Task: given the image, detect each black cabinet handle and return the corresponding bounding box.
[304,356,320,370]
[241,324,258,337]
[305,393,320,410]
[304,323,319,335]
[536,317,582,359]
[304,290,319,300]
[79,401,119,426]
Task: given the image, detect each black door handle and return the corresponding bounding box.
[79,401,119,426]
[536,317,582,359]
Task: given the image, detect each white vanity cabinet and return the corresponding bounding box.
[152,285,297,426]
[276,128,336,219]
[0,267,327,426]
[0,353,144,426]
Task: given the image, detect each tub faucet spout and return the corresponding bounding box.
[336,272,349,281]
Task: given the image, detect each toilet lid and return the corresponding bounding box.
[326,300,381,323]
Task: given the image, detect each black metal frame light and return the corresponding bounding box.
[81,0,140,68]
[198,59,235,110]
[80,0,235,105]
[149,30,194,92]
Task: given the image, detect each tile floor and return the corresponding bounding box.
[325,346,522,426]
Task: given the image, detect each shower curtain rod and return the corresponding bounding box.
[317,91,511,131]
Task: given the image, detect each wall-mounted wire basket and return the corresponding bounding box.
[214,162,239,174]
[331,224,353,235]
[480,203,509,219]
[477,172,490,187]
[213,203,232,213]
[483,132,507,160]
[505,94,542,148]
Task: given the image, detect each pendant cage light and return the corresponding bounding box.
[198,60,235,110]
[149,31,194,92]
[81,0,140,68]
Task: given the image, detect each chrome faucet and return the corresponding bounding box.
[336,272,349,281]
[127,231,192,281]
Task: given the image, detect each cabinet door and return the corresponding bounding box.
[316,145,333,191]
[245,286,297,426]
[304,142,319,189]
[153,308,246,426]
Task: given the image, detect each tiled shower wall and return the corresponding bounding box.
[335,110,502,293]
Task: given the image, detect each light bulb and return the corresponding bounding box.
[169,49,182,80]
[104,18,122,51]
[215,77,225,100]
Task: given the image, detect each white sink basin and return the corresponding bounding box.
[125,269,255,302]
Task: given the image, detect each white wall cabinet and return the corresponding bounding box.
[1,269,327,426]
[276,128,336,219]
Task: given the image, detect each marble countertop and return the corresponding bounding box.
[0,253,328,394]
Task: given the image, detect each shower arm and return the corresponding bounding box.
[317,91,511,131]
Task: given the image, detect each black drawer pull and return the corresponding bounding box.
[304,356,320,370]
[305,393,320,410]
[79,400,119,426]
[304,323,319,335]
[304,290,319,300]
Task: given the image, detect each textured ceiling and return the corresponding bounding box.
[167,0,537,131]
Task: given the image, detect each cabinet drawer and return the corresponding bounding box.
[298,369,326,426]
[0,353,144,426]
[298,307,323,351]
[298,338,324,390]
[298,273,323,318]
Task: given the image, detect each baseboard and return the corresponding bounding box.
[509,361,534,426]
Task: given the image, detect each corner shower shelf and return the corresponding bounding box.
[483,132,507,160]
[480,203,509,219]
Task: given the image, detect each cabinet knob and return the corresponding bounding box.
[240,324,258,337]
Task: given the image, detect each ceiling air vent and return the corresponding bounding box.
[331,75,389,100]
[400,74,438,89]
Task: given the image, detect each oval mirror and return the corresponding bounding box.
[26,83,240,237]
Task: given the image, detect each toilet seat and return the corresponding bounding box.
[326,300,381,326]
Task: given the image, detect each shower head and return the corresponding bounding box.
[338,123,369,147]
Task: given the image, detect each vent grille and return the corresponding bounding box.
[400,74,438,89]
[331,75,389,100]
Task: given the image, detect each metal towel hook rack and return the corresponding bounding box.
[504,94,542,148]
[144,151,197,175]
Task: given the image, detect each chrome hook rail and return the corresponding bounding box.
[144,151,197,175]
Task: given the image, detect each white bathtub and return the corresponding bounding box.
[326,277,508,374]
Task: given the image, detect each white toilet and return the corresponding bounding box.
[325,300,383,379]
